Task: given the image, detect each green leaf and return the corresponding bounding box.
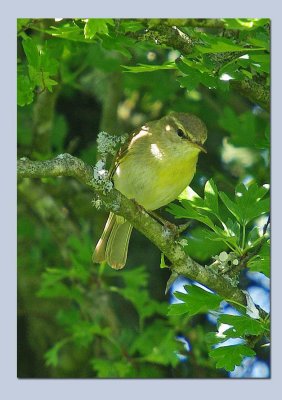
[123,62,176,73]
[184,227,228,262]
[43,75,58,91]
[195,33,264,54]
[247,240,270,277]
[247,31,270,51]
[173,284,223,316]
[225,218,241,240]
[177,60,217,90]
[219,107,268,147]
[92,358,132,378]
[44,339,68,367]
[17,74,34,106]
[203,228,239,249]
[234,183,270,225]
[167,302,190,315]
[22,37,40,68]
[218,314,264,337]
[204,179,219,217]
[167,202,215,230]
[129,320,179,367]
[178,185,205,207]
[178,75,200,91]
[101,35,134,58]
[71,322,110,347]
[17,18,30,32]
[209,344,255,371]
[205,332,226,346]
[223,18,269,30]
[120,20,144,32]
[84,18,114,39]
[219,192,242,223]
[250,54,270,74]
[219,183,269,226]
[37,268,84,303]
[47,23,84,41]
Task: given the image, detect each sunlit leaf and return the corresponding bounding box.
[172,284,223,316]
[218,314,264,337]
[209,344,255,371]
[84,18,114,39]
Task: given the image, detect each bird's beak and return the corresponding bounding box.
[190,142,207,153]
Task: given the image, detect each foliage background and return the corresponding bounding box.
[17,18,270,378]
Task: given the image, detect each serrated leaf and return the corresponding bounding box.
[44,339,68,367]
[209,344,255,371]
[220,184,270,226]
[218,314,264,337]
[84,18,114,39]
[234,183,270,225]
[43,75,58,91]
[176,60,217,90]
[167,202,215,230]
[205,332,225,346]
[200,72,217,89]
[173,285,223,316]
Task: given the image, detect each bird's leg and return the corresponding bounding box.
[147,211,191,237]
[130,199,191,237]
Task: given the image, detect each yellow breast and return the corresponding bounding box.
[113,136,200,210]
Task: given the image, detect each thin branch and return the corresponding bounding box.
[18,154,247,309]
[230,79,270,112]
[129,24,194,55]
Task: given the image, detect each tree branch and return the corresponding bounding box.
[17,154,247,308]
[230,79,270,111]
[129,22,270,112]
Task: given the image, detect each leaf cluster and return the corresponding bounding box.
[168,284,269,371]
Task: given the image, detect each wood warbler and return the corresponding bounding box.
[93,112,207,269]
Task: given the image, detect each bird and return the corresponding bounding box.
[93,112,207,269]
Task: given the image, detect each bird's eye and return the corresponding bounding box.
[176,128,185,139]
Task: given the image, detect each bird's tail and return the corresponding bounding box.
[92,212,133,269]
